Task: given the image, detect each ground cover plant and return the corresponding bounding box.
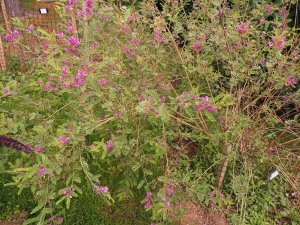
[1,0,300,224]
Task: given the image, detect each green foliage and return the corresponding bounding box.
[1,0,299,224]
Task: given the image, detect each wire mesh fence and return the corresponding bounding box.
[0,0,61,68]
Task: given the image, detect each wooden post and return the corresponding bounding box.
[0,0,11,30]
[0,35,7,71]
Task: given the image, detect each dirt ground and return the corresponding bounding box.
[175,202,229,225]
[0,203,229,225]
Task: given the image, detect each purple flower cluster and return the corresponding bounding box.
[129,12,139,22]
[208,190,224,207]
[268,35,285,51]
[95,186,109,194]
[62,188,74,199]
[67,19,74,33]
[286,76,298,86]
[3,87,9,95]
[37,166,47,176]
[0,135,35,155]
[36,146,44,153]
[130,39,141,45]
[144,192,152,209]
[57,32,64,38]
[161,180,174,207]
[26,24,35,33]
[68,36,81,47]
[259,18,265,25]
[236,23,249,35]
[84,0,93,14]
[2,87,17,96]
[120,24,129,32]
[59,136,71,145]
[105,139,114,151]
[48,216,64,225]
[266,5,274,14]
[98,77,112,87]
[153,28,165,44]
[195,96,217,112]
[39,69,87,91]
[64,36,82,52]
[192,41,203,52]
[72,70,86,87]
[161,96,166,103]
[123,46,137,60]
[5,30,21,42]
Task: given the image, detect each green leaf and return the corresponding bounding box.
[137,180,145,189]
[31,204,44,214]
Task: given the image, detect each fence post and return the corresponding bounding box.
[0,0,11,30]
[0,35,7,71]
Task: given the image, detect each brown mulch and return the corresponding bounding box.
[0,211,28,225]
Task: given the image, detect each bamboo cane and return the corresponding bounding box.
[0,34,7,71]
[216,144,232,190]
[1,0,11,30]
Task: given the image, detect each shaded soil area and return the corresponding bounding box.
[0,211,28,225]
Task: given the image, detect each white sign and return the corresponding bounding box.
[39,8,48,14]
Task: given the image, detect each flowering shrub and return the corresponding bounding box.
[1,0,300,224]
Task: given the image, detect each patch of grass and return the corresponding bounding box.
[65,187,150,225]
[0,173,34,221]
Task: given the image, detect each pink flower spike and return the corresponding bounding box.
[165,202,171,207]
